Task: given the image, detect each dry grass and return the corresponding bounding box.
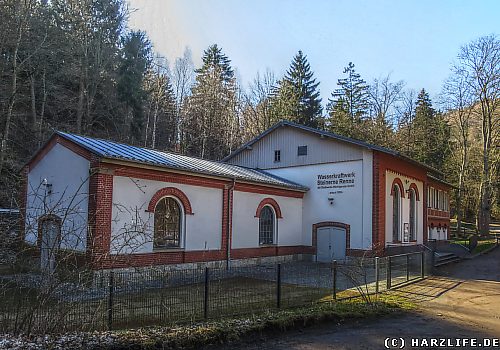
[0,276,335,332]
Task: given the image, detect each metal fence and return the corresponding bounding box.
[0,251,426,334]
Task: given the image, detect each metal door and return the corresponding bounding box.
[40,218,60,273]
[316,226,347,262]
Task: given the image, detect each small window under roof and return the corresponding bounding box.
[274,150,281,162]
[297,145,307,156]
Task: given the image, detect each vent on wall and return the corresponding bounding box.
[297,145,307,156]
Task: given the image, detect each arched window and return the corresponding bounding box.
[409,189,417,241]
[392,184,401,242]
[259,206,275,245]
[154,197,182,248]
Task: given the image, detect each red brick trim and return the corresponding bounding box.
[222,184,233,259]
[28,135,91,171]
[426,178,451,191]
[234,183,304,198]
[95,244,315,269]
[110,164,229,189]
[311,221,351,256]
[254,198,283,219]
[230,245,314,259]
[390,177,405,198]
[408,183,420,201]
[146,187,194,214]
[347,249,377,257]
[87,157,114,269]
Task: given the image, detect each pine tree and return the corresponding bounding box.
[270,51,323,128]
[117,31,152,143]
[183,44,240,160]
[406,89,450,169]
[327,62,370,139]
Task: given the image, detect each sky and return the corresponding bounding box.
[127,0,499,107]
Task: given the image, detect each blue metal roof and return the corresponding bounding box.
[55,131,308,191]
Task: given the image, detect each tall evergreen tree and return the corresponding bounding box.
[270,51,322,128]
[183,44,240,160]
[117,31,152,143]
[327,62,370,139]
[405,89,450,169]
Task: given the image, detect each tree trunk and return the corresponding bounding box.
[0,5,24,174]
[30,73,37,129]
[76,71,85,133]
[38,68,47,147]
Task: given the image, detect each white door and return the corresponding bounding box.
[316,226,347,262]
[40,219,60,273]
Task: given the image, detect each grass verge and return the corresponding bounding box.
[451,237,497,254]
[102,294,415,350]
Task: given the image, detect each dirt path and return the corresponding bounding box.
[212,247,500,349]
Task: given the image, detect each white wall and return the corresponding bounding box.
[385,171,424,246]
[111,176,223,254]
[231,191,303,248]
[429,227,448,241]
[268,157,373,250]
[25,143,90,251]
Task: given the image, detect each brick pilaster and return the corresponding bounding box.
[87,156,114,269]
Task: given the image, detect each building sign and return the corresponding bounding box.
[317,172,356,190]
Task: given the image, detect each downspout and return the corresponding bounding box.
[226,178,235,270]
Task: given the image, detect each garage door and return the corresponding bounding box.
[316,226,347,262]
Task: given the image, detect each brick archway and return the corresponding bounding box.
[255,198,282,219]
[408,183,420,201]
[147,187,193,214]
[390,177,405,198]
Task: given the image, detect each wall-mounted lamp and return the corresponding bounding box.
[328,197,334,205]
[42,178,53,195]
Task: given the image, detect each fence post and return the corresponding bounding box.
[375,257,379,294]
[406,254,410,281]
[107,271,114,331]
[276,264,282,308]
[332,260,337,300]
[386,256,392,289]
[420,251,425,278]
[204,267,209,319]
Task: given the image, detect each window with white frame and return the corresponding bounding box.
[259,206,275,245]
[392,184,401,242]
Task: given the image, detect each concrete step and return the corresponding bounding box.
[434,252,461,267]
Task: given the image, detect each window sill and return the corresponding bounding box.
[258,244,277,247]
[153,247,185,253]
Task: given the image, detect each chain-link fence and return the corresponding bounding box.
[0,251,426,334]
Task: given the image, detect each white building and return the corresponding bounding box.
[22,121,452,271]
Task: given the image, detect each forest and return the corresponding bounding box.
[0,0,498,234]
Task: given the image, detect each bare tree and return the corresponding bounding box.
[440,67,475,236]
[241,70,277,140]
[457,35,499,235]
[394,89,417,154]
[172,47,195,149]
[0,0,34,174]
[368,74,405,146]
